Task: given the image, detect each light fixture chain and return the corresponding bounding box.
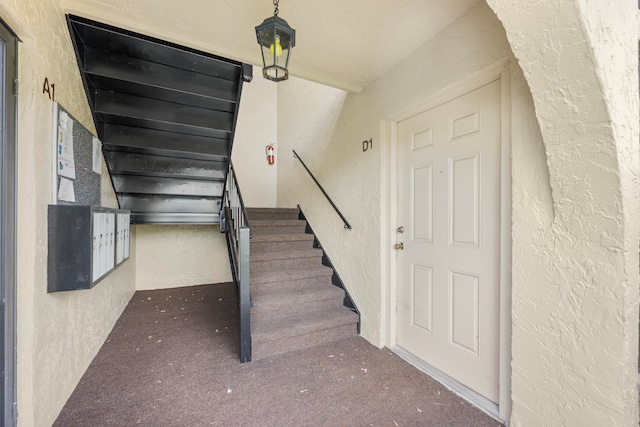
[273,0,279,16]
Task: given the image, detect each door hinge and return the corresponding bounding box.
[12,79,17,96]
[12,401,17,422]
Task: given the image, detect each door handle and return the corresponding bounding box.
[394,242,404,250]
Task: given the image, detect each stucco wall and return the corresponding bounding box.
[3,0,137,425]
[485,0,640,425]
[232,74,278,208]
[134,225,231,291]
[277,1,512,347]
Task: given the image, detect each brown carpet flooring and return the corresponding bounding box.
[54,283,503,427]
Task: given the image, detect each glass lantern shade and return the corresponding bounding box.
[255,15,295,81]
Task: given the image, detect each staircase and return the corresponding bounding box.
[67,15,252,225]
[247,208,359,360]
[65,16,358,362]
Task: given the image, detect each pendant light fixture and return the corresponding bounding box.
[255,0,296,82]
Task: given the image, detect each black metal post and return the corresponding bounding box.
[238,226,251,362]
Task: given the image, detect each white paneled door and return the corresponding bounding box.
[396,79,501,403]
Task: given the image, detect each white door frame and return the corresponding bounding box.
[381,60,512,424]
[0,19,17,426]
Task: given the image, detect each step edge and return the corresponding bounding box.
[251,286,345,305]
[250,267,333,284]
[252,308,359,339]
[251,234,314,242]
[250,248,323,260]
[251,324,357,361]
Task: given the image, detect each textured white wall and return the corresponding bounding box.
[277,78,347,211]
[134,225,232,290]
[232,75,278,207]
[2,0,137,425]
[485,0,640,425]
[278,1,512,347]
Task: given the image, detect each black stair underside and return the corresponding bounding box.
[67,15,252,224]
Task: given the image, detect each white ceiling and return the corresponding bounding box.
[67,0,480,92]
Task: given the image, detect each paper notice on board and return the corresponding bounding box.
[57,177,76,202]
[58,110,69,131]
[92,137,102,174]
[57,118,76,179]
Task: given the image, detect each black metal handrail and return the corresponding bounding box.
[227,163,252,236]
[292,150,352,230]
[220,162,251,362]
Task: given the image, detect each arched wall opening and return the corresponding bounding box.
[485,1,640,425]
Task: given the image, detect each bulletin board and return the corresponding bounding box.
[52,102,102,206]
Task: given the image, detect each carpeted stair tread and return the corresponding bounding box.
[251,283,345,311]
[251,277,339,298]
[251,276,335,293]
[250,248,322,262]
[252,305,359,342]
[251,255,323,273]
[251,323,358,361]
[247,207,299,214]
[251,224,307,235]
[251,265,333,285]
[251,233,314,243]
[251,239,315,253]
[251,219,307,227]
[247,208,299,221]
